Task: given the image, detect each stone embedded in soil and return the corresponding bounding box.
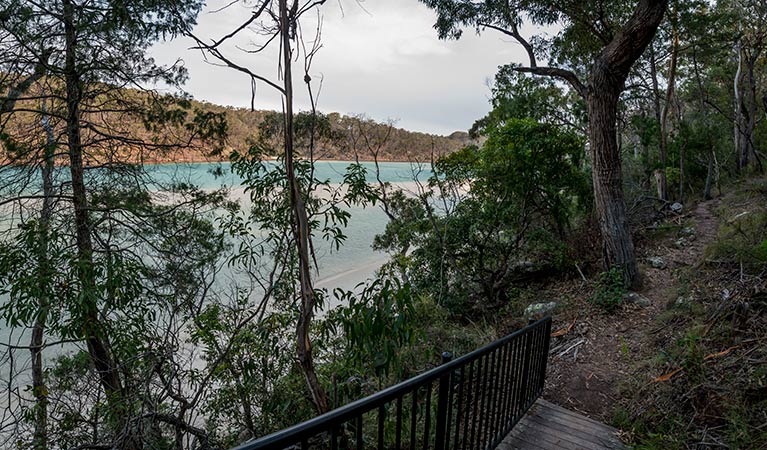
[524,301,557,318]
[670,202,683,213]
[674,238,687,248]
[681,226,696,236]
[647,256,667,269]
[623,292,652,307]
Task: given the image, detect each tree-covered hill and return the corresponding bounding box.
[189,100,472,162]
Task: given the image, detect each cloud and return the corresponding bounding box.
[149,0,530,134]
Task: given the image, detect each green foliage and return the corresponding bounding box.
[471,65,584,138]
[590,267,625,312]
[331,278,420,378]
[709,204,767,271]
[375,118,589,316]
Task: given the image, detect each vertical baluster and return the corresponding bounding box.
[301,439,308,450]
[410,389,418,450]
[531,323,545,400]
[445,371,456,450]
[452,365,465,450]
[396,397,403,450]
[461,361,474,450]
[483,349,498,449]
[378,404,386,450]
[520,321,534,412]
[502,339,516,428]
[435,353,453,450]
[423,382,432,450]
[477,350,491,449]
[528,326,540,405]
[356,415,364,450]
[468,357,482,450]
[331,424,338,450]
[512,333,524,422]
[491,343,509,443]
[535,323,545,396]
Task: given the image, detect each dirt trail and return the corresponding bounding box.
[543,198,721,422]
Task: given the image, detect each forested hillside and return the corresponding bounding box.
[197,102,471,162]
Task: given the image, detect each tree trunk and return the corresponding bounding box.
[584,0,667,288]
[704,155,714,200]
[762,94,767,120]
[279,0,329,415]
[649,46,668,201]
[30,95,56,450]
[679,142,685,201]
[63,0,124,422]
[588,80,641,288]
[744,53,762,172]
[734,40,746,170]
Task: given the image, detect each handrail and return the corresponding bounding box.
[233,316,552,450]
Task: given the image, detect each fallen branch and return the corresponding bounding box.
[557,339,585,358]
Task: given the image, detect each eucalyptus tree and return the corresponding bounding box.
[187,0,372,416]
[0,0,229,447]
[419,0,669,287]
[730,0,766,172]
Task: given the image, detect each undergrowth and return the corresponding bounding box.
[616,177,767,449]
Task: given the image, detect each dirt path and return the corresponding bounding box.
[542,198,721,422]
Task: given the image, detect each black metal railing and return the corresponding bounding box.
[234,317,552,450]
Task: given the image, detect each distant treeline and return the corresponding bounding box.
[193,101,471,162]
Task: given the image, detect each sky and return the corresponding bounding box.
[149,0,531,135]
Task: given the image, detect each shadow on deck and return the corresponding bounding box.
[497,399,629,450]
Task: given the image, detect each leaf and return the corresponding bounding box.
[703,345,739,361]
[654,367,684,382]
[551,316,577,337]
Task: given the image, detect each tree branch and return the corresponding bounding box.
[514,66,588,99]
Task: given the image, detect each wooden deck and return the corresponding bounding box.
[496,399,629,450]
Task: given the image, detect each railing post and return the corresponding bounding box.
[434,351,453,450]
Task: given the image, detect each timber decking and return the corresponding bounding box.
[496,399,629,450]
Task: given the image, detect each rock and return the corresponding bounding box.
[623,292,652,307]
[670,202,683,213]
[524,302,557,318]
[647,256,667,269]
[681,226,696,236]
[675,295,691,307]
[674,238,686,248]
[513,260,536,272]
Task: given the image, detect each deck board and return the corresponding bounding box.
[496,400,629,450]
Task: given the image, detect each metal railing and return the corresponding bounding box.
[234,317,552,450]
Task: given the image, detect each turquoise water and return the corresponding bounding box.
[146,161,430,292]
[143,160,429,189]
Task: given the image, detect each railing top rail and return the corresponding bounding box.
[232,316,551,450]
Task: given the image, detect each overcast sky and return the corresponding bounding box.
[149,0,531,135]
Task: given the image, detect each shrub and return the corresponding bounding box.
[590,267,625,312]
